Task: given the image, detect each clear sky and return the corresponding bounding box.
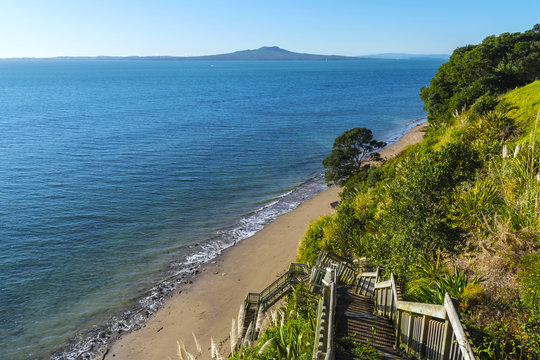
[1,0,539,58]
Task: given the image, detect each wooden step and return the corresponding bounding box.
[335,286,404,360]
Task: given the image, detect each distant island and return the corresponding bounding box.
[2,46,448,61]
[171,46,356,61]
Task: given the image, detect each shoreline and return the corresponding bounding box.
[102,120,428,360]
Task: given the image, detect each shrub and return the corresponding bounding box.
[450,179,501,237]
[297,216,332,265]
[472,94,499,116]
[377,142,482,278]
[229,285,317,360]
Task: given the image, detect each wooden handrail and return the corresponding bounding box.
[360,271,378,277]
[238,253,477,360]
[312,268,336,360]
[237,263,309,348]
[396,301,446,319]
[374,279,392,288]
[366,271,477,360]
[443,293,476,360]
[316,251,357,285]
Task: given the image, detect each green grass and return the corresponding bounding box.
[498,80,540,137]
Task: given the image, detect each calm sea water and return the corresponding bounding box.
[0,59,442,359]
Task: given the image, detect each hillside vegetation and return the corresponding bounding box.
[298,26,540,359]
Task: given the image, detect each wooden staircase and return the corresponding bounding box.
[239,263,309,343]
[335,286,404,359]
[232,252,476,360]
[311,252,477,360]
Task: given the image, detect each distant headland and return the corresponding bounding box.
[1,46,449,61]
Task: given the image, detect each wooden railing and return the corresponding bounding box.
[240,263,309,344]
[312,252,477,360]
[310,251,356,292]
[310,251,356,360]
[355,267,379,297]
[312,268,337,360]
[237,251,477,360]
[370,273,476,360]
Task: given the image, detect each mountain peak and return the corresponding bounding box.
[257,46,287,52]
[206,46,355,60]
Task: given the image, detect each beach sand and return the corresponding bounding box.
[104,121,428,360]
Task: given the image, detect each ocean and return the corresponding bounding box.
[0,59,443,359]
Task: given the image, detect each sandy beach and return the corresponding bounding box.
[104,121,428,360]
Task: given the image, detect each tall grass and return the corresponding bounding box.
[493,112,540,233]
[227,285,317,359]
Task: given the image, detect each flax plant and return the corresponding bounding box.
[450,179,501,238]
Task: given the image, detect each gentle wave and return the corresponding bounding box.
[382,117,427,146]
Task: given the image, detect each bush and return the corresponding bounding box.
[229,285,318,360]
[519,252,540,313]
[472,94,499,116]
[297,216,332,265]
[376,142,482,278]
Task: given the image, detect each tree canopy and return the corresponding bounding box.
[322,127,386,185]
[420,24,540,126]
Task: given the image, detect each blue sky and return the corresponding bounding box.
[1,0,538,57]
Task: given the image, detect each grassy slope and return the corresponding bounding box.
[501,80,540,135]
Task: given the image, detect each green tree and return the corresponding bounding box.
[420,24,540,126]
[322,127,386,185]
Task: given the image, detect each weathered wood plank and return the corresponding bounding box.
[444,294,475,360]
[360,271,378,277]
[375,279,392,289]
[396,301,446,319]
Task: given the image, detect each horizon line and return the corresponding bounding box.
[0,46,450,60]
[0,53,451,60]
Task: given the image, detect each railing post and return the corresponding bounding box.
[406,312,414,349]
[372,267,380,298]
[419,315,432,357]
[374,289,379,315]
[394,309,402,349]
[382,287,387,316]
[440,318,453,360]
[386,288,391,317]
[390,288,396,321]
